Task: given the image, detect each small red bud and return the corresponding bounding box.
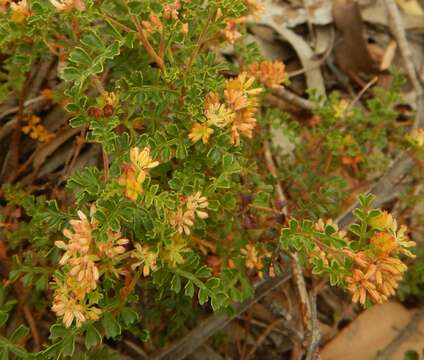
[102,104,114,117]
[88,107,102,118]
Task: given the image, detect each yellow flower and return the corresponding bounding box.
[130,146,160,173]
[394,225,416,258]
[118,164,144,201]
[333,99,352,119]
[369,211,397,232]
[205,103,235,128]
[241,244,262,271]
[10,0,30,23]
[186,192,209,219]
[52,287,101,328]
[225,72,262,97]
[406,128,424,148]
[161,237,189,267]
[188,123,214,144]
[131,244,158,276]
[118,147,159,201]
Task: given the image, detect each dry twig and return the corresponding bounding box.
[263,140,320,359]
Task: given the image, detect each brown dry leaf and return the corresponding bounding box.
[380,41,398,70]
[321,302,415,360]
[333,0,378,82]
[396,0,424,16]
[362,0,424,29]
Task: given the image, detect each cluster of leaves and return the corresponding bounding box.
[270,74,407,219]
[0,0,419,358]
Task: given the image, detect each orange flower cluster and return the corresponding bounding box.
[53,206,129,327]
[10,0,30,23]
[169,192,209,235]
[345,249,408,305]
[248,61,287,88]
[223,20,242,44]
[22,115,55,143]
[309,212,415,306]
[118,147,160,201]
[345,212,415,305]
[189,73,262,145]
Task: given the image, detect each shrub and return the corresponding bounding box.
[0,0,417,357]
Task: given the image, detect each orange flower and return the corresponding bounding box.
[0,0,8,13]
[248,61,286,88]
[118,164,144,201]
[230,109,256,145]
[224,21,241,44]
[370,232,399,255]
[21,115,55,143]
[10,0,30,23]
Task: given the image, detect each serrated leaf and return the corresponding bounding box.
[198,288,208,305]
[84,325,102,350]
[184,281,194,298]
[170,274,181,293]
[69,47,92,66]
[10,325,29,343]
[102,313,121,339]
[121,307,139,327]
[62,334,75,357]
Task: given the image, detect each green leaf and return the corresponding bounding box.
[85,325,102,350]
[10,325,29,343]
[62,66,81,81]
[184,281,194,298]
[198,288,208,305]
[67,167,102,203]
[49,324,67,340]
[195,266,211,279]
[102,313,121,339]
[170,274,181,293]
[0,312,8,327]
[121,307,139,327]
[62,334,76,357]
[81,31,105,50]
[69,47,92,66]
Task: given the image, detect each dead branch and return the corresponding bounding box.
[264,140,320,359]
[383,0,423,99]
[272,86,314,112]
